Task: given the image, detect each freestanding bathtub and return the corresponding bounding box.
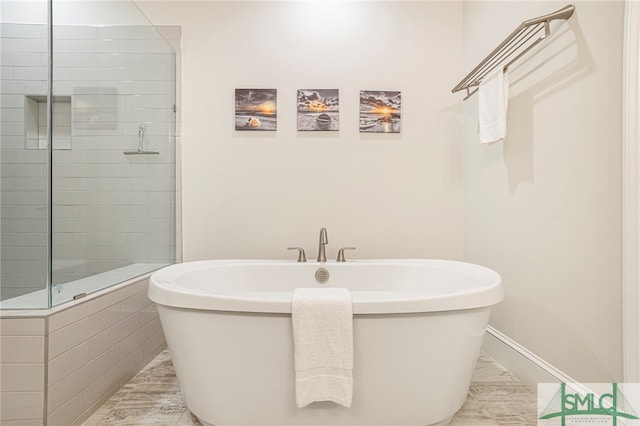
[149,259,503,426]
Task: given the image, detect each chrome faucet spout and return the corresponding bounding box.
[317,227,328,262]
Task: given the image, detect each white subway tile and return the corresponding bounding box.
[47,389,84,426]
[13,66,47,81]
[65,67,121,82]
[1,121,25,136]
[1,180,16,194]
[51,219,84,233]
[53,53,99,67]
[118,325,145,360]
[0,364,44,392]
[2,191,45,206]
[52,163,99,178]
[86,313,139,361]
[14,177,46,191]
[0,53,43,67]
[14,260,46,274]
[52,39,70,54]
[143,331,166,359]
[0,318,44,336]
[125,94,174,108]
[86,284,131,316]
[0,24,45,39]
[96,52,153,67]
[137,305,158,329]
[0,336,44,364]
[0,391,44,421]
[107,80,175,95]
[48,303,88,333]
[48,304,120,359]
[0,136,25,149]
[0,419,44,426]
[53,25,99,40]
[4,150,48,165]
[3,219,45,233]
[98,26,160,41]
[141,317,162,340]
[47,344,119,414]
[83,349,134,411]
[1,81,46,95]
[1,107,24,122]
[126,39,173,54]
[1,164,45,178]
[2,247,46,261]
[13,233,45,247]
[1,260,16,274]
[69,40,127,54]
[120,290,151,319]
[93,164,130,177]
[87,344,146,415]
[126,66,174,81]
[0,38,47,53]
[1,95,28,108]
[53,81,99,96]
[48,343,86,387]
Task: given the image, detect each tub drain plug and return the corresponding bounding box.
[315,267,329,283]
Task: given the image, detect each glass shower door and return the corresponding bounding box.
[0,0,177,309]
[0,2,50,309]
[50,21,177,305]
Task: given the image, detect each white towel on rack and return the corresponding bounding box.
[478,68,510,144]
[292,287,353,408]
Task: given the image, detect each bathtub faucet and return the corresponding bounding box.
[317,227,328,262]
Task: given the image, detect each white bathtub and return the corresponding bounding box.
[149,259,503,426]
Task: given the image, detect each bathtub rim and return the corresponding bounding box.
[148,259,503,315]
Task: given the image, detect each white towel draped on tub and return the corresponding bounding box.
[478,68,510,144]
[291,287,353,408]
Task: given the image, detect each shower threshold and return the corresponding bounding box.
[0,263,168,310]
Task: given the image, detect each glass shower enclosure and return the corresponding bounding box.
[1,0,178,309]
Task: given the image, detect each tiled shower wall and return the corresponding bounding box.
[1,24,179,301]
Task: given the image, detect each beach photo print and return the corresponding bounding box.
[297,89,339,131]
[235,89,277,131]
[359,90,401,133]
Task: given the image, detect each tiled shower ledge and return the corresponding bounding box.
[82,350,537,426]
[0,263,167,310]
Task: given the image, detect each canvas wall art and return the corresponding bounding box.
[235,89,277,131]
[359,90,401,133]
[297,89,339,131]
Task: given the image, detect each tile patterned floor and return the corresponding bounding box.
[82,350,537,426]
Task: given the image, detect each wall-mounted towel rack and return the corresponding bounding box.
[452,4,575,100]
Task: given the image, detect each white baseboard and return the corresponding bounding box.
[482,326,578,390]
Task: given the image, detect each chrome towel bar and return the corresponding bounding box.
[452,4,575,100]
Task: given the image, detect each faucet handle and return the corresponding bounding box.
[336,247,356,262]
[287,247,307,263]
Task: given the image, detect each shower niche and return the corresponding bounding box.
[24,87,117,150]
[24,94,71,150]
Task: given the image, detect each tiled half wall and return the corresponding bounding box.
[0,275,166,425]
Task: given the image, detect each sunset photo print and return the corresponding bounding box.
[235,89,277,131]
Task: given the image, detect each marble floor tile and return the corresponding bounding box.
[82,350,537,426]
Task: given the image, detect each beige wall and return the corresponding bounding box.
[135,1,464,262]
[137,0,625,382]
[462,1,623,382]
